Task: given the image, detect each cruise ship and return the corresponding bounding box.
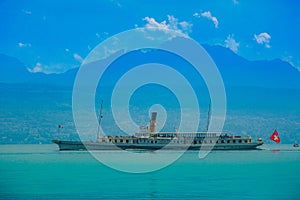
[52,111,264,151]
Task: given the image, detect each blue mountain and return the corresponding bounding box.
[203,45,300,89]
[0,54,76,87]
[1,45,299,89]
[0,54,31,83]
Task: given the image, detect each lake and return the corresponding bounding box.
[0,144,299,199]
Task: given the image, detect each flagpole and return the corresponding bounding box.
[97,100,103,141]
[206,99,211,133]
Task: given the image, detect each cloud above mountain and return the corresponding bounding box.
[73,53,83,63]
[18,42,31,48]
[254,32,271,48]
[193,11,219,28]
[28,62,43,73]
[224,34,240,53]
[143,15,192,37]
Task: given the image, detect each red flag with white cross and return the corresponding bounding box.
[270,129,280,143]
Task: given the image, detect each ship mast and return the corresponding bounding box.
[206,99,211,132]
[97,100,103,141]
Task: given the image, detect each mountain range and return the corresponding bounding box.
[1,45,300,89]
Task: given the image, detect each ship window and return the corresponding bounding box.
[126,140,129,143]
[239,140,242,143]
[151,141,153,144]
[210,140,212,144]
[120,139,123,143]
[216,140,219,143]
[245,140,248,143]
[114,140,117,143]
[227,140,230,143]
[221,140,225,143]
[155,140,157,143]
[233,140,236,143]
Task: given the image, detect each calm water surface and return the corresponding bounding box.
[0,144,300,199]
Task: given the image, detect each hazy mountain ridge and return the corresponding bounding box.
[0,54,76,87]
[202,45,300,89]
[1,44,300,89]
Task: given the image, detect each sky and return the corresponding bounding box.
[0,0,299,73]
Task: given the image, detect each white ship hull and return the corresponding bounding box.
[52,139,263,151]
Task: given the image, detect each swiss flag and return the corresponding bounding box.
[270,130,280,143]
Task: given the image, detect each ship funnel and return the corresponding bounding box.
[150,112,157,133]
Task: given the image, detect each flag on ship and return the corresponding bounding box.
[270,129,280,143]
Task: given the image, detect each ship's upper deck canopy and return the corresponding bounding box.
[135,131,228,138]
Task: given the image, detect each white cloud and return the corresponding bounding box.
[282,56,300,72]
[18,42,31,48]
[28,62,74,74]
[254,32,271,48]
[193,11,219,28]
[73,53,83,63]
[22,9,32,15]
[225,34,240,53]
[65,48,70,52]
[179,21,193,33]
[167,15,179,30]
[143,15,192,37]
[143,17,169,31]
[201,11,219,28]
[193,13,200,18]
[28,62,43,73]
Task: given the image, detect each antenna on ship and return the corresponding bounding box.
[97,100,103,141]
[206,99,211,132]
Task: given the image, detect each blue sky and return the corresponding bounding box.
[0,0,299,73]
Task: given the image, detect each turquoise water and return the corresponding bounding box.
[1,144,300,199]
